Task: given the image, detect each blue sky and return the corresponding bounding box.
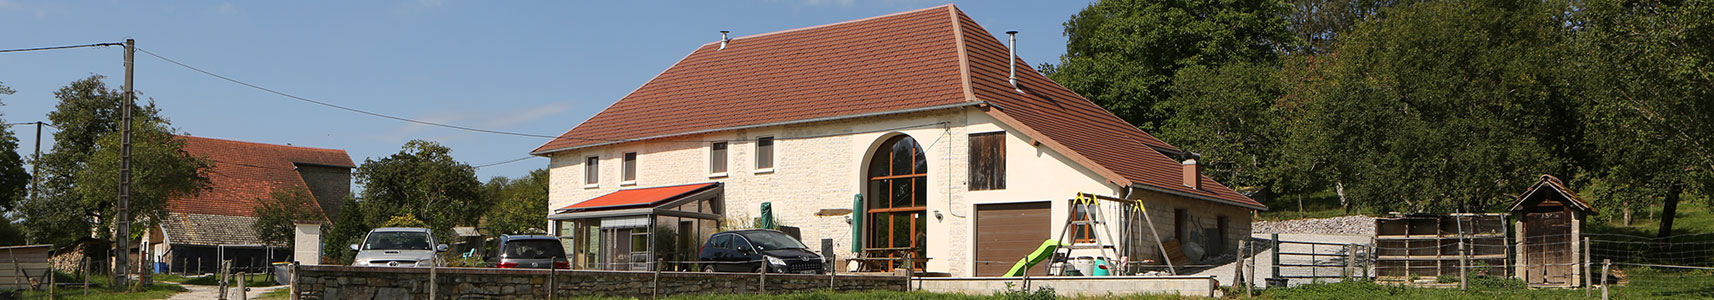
[0,0,1093,182]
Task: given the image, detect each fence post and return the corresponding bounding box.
[548,263,557,300]
[828,254,837,291]
[1235,240,1248,287]
[236,272,247,300]
[218,260,230,300]
[652,258,661,299]
[82,257,89,296]
[428,265,437,300]
[758,260,767,295]
[1458,240,1468,291]
[1271,234,1281,282]
[1584,236,1592,296]
[289,262,299,300]
[48,257,55,300]
[1344,244,1356,280]
[1245,242,1254,298]
[1600,259,1610,300]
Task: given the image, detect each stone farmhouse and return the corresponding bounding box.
[532,4,1267,277]
[144,136,353,274]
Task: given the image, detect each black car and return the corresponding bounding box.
[489,235,570,269]
[698,229,825,274]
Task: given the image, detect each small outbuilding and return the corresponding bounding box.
[1508,174,1596,287]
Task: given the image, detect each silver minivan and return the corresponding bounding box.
[350,227,448,267]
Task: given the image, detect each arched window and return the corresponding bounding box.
[865,135,927,271]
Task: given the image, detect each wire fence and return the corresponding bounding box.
[1246,230,1714,290]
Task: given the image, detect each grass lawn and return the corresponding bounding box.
[255,287,292,300]
[17,275,187,300]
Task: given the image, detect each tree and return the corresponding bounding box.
[17,75,207,246]
[0,82,29,212]
[323,196,367,264]
[1285,0,1584,213]
[1044,0,1295,131]
[251,188,325,246]
[1571,0,1714,236]
[355,140,484,238]
[1158,63,1288,193]
[72,118,211,240]
[482,169,549,235]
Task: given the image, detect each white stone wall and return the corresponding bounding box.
[542,107,1256,277]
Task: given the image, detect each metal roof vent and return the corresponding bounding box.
[719,30,731,50]
[1006,31,1021,93]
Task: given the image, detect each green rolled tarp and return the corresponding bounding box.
[852,194,864,253]
[1003,239,1066,277]
[759,202,776,230]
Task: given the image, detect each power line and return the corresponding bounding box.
[474,156,537,169]
[0,43,122,53]
[135,47,563,139]
[133,47,954,146]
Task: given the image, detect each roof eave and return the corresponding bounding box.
[531,101,985,156]
[1131,183,1269,211]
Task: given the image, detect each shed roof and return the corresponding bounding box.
[1509,174,1597,214]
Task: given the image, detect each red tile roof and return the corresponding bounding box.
[556,183,720,212]
[532,5,1264,210]
[168,136,355,218]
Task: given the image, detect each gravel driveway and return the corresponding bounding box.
[166,283,287,300]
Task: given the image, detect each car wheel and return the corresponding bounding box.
[704,265,716,273]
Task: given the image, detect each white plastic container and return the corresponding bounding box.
[1072,256,1096,276]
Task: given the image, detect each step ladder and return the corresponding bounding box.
[1050,192,1177,276]
[1051,193,1122,275]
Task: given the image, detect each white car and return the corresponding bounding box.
[350,227,448,267]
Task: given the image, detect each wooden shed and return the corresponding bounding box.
[1508,174,1596,288]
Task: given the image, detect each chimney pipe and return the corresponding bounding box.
[1182,159,1200,190]
[719,30,731,50]
[1006,31,1019,91]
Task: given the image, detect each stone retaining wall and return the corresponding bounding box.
[293,265,907,300]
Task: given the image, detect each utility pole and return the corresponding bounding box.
[29,121,41,202]
[114,38,134,289]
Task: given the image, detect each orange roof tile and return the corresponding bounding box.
[556,183,719,212]
[169,136,354,218]
[532,5,1264,210]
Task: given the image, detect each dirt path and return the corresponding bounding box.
[165,283,287,300]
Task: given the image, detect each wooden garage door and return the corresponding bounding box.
[975,202,1052,277]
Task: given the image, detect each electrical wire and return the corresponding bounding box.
[474,157,537,169]
[0,43,122,53]
[135,47,568,140]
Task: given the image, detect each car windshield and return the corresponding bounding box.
[364,231,432,250]
[740,231,807,250]
[503,239,566,259]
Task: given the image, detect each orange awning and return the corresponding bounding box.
[555,183,719,213]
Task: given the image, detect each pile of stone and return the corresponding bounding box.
[1252,215,1375,236]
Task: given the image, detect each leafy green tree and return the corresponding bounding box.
[323,196,367,264]
[1287,0,1583,213]
[1158,63,1288,194]
[0,82,29,213]
[1571,0,1714,236]
[18,75,207,246]
[481,169,549,235]
[251,188,325,246]
[1044,0,1295,131]
[355,140,485,238]
[73,118,211,240]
